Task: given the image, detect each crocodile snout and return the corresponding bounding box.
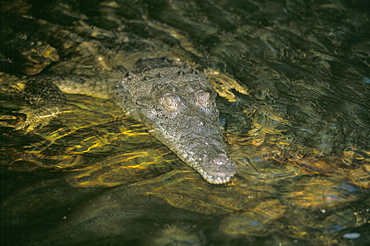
[199,154,237,184]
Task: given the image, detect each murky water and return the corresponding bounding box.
[1,0,369,245]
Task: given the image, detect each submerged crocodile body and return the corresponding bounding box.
[21,62,236,184]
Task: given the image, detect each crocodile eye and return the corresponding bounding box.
[196,91,211,108]
[160,94,180,111]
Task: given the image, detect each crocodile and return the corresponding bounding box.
[0,0,237,184]
[19,60,236,184]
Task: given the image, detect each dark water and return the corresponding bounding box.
[1,0,370,245]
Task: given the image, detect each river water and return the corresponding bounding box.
[1,0,369,245]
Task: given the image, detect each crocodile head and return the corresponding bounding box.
[123,66,236,184]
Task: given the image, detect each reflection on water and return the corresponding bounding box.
[1,0,369,245]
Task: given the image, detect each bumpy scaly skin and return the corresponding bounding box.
[112,66,236,184]
[21,65,236,184]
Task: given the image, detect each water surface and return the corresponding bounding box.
[1,0,369,245]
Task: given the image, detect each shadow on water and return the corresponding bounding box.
[1,0,370,245]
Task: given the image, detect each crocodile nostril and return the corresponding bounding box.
[201,154,236,180]
[212,156,229,166]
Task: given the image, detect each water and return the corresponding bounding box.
[1,0,369,245]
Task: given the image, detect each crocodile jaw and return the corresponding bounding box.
[148,123,237,184]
